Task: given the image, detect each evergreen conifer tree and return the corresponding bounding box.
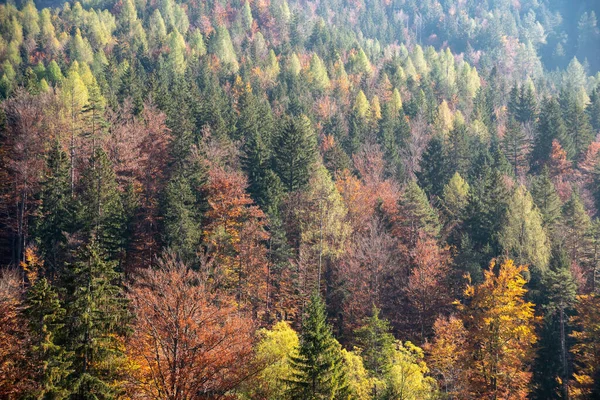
[532,98,572,170]
[588,88,600,133]
[502,117,530,176]
[65,241,129,399]
[354,306,395,381]
[287,293,348,400]
[564,95,594,161]
[25,275,73,399]
[530,168,562,240]
[273,115,317,192]
[77,148,125,261]
[35,141,75,277]
[417,135,449,198]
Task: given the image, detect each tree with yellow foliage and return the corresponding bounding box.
[570,294,600,399]
[459,259,538,399]
[429,259,538,399]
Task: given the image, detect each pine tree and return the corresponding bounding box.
[287,293,348,399]
[210,25,238,73]
[308,54,330,91]
[564,94,594,162]
[77,148,125,261]
[499,185,550,270]
[588,88,600,133]
[532,98,572,171]
[25,276,72,399]
[530,168,562,241]
[35,141,75,277]
[442,172,470,222]
[503,117,530,176]
[161,169,203,263]
[518,83,538,124]
[399,180,440,244]
[562,190,592,267]
[508,85,520,121]
[542,248,578,399]
[354,306,395,386]
[242,0,253,31]
[464,161,510,258]
[65,241,129,399]
[417,135,449,198]
[81,78,107,152]
[273,115,317,193]
[241,113,283,212]
[447,120,471,177]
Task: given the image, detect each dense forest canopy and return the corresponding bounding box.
[0,0,599,398]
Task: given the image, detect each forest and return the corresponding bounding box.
[0,0,599,398]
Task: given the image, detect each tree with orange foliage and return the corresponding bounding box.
[548,139,573,180]
[405,233,451,341]
[336,216,398,335]
[570,294,600,399]
[425,315,470,399]
[126,253,256,400]
[106,101,172,271]
[0,90,49,266]
[202,165,269,312]
[0,269,34,397]
[459,259,538,399]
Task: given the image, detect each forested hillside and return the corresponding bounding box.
[0,0,599,398]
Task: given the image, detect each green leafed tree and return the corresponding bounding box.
[210,25,239,73]
[273,115,317,193]
[65,241,129,399]
[25,274,73,400]
[354,305,395,397]
[77,148,125,261]
[35,141,75,277]
[532,98,572,170]
[308,54,330,91]
[502,117,530,177]
[287,293,348,399]
[530,168,562,242]
[499,184,550,270]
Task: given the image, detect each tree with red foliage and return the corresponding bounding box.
[0,269,35,397]
[336,216,399,335]
[106,101,172,271]
[405,233,451,341]
[126,253,256,399]
[0,91,51,266]
[548,139,573,180]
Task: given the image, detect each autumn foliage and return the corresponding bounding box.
[126,253,256,399]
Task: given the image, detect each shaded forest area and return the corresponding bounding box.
[0,0,600,398]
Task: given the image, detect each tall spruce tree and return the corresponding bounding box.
[399,180,440,243]
[518,83,538,124]
[354,305,395,397]
[288,293,348,400]
[499,185,550,270]
[417,135,449,198]
[273,115,317,193]
[532,98,572,171]
[530,168,562,241]
[161,167,204,263]
[502,117,530,176]
[564,94,594,162]
[465,160,510,260]
[77,148,125,261]
[25,276,73,399]
[545,248,578,399]
[588,88,600,133]
[35,141,75,277]
[65,241,129,399]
